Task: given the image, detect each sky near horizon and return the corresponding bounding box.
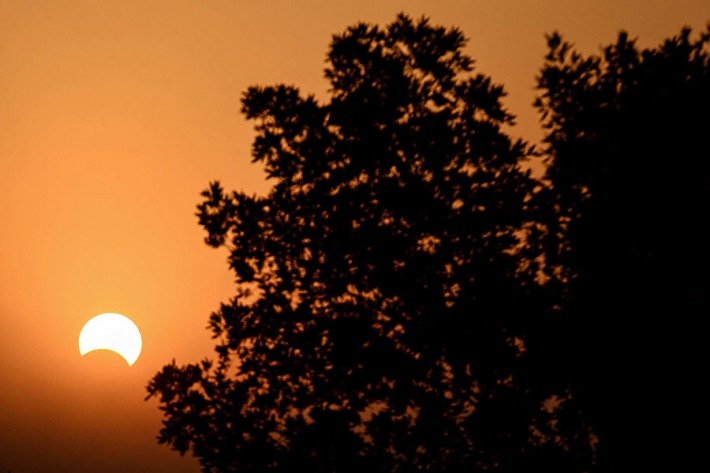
[1,1,708,471]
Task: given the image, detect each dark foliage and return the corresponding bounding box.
[533,25,710,471]
[147,14,710,473]
[146,14,590,473]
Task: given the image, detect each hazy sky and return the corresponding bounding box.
[1,1,707,471]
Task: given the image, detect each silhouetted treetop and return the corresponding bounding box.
[147,13,583,473]
[146,17,710,473]
[534,24,710,471]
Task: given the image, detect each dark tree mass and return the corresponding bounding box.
[533,27,710,471]
[147,14,709,472]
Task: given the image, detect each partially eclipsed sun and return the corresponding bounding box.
[79,313,142,366]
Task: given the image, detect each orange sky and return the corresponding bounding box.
[1,1,707,471]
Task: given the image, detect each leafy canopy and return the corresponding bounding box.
[147,14,594,473]
[534,25,710,471]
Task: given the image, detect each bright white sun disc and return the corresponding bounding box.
[79,313,142,366]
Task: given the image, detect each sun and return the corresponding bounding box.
[79,313,143,366]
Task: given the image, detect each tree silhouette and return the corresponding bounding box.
[534,25,710,471]
[147,14,592,472]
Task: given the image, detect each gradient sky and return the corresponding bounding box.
[1,1,707,471]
